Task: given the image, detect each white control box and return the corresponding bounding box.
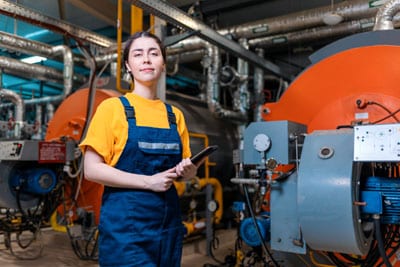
[354,123,400,162]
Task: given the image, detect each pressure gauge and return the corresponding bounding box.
[253,133,271,152]
[207,200,218,212]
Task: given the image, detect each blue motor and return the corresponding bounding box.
[11,168,57,195]
[361,176,400,224]
[239,213,271,247]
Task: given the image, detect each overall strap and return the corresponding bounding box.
[165,103,177,129]
[119,96,135,121]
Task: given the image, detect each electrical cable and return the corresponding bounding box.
[366,101,400,122]
[374,216,392,267]
[243,184,280,267]
[371,107,400,125]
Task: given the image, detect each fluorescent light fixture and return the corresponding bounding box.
[21,56,47,64]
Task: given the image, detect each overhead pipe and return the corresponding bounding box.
[0,55,85,105]
[164,0,384,58]
[0,56,66,83]
[219,0,381,39]
[373,0,400,30]
[0,30,87,67]
[0,0,114,48]
[0,88,24,139]
[0,32,85,91]
[248,17,376,49]
[0,31,84,105]
[128,0,284,77]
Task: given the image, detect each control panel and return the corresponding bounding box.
[0,141,27,160]
[354,123,400,162]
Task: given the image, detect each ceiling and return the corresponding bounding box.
[0,0,379,100]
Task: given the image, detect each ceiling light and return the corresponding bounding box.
[21,56,47,64]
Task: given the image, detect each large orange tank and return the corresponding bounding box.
[262,36,400,132]
[45,88,121,224]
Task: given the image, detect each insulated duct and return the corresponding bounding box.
[0,31,86,106]
[219,0,380,39]
[0,0,114,48]
[374,0,400,30]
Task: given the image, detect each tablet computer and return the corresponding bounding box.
[190,145,218,165]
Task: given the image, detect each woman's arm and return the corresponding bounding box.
[83,147,178,192]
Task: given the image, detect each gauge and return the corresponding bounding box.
[207,200,218,212]
[253,133,271,152]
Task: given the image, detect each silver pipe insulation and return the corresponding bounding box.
[253,48,264,122]
[0,88,24,138]
[219,0,380,39]
[248,17,376,49]
[205,45,247,123]
[0,0,114,48]
[373,0,400,30]
[0,56,64,83]
[51,45,73,102]
[236,39,249,114]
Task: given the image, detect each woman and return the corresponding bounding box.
[80,31,197,266]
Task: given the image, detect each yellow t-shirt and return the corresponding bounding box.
[79,92,191,167]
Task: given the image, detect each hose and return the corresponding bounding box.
[243,184,280,267]
[373,215,392,267]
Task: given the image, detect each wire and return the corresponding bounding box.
[374,217,392,267]
[371,107,400,125]
[243,184,280,267]
[309,251,336,267]
[367,101,400,123]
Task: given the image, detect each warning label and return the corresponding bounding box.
[39,142,66,163]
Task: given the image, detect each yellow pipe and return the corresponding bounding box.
[174,176,223,224]
[182,218,206,236]
[189,132,217,179]
[149,15,155,34]
[174,179,187,196]
[116,0,127,93]
[197,177,223,224]
[50,211,67,233]
[131,6,143,34]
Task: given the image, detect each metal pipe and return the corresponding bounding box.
[0,88,24,138]
[163,0,383,56]
[51,45,74,101]
[0,0,114,48]
[249,17,376,49]
[219,0,380,39]
[254,48,264,122]
[374,0,400,30]
[205,44,248,123]
[128,0,283,76]
[236,39,250,114]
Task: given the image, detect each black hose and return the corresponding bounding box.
[374,217,392,267]
[243,185,280,267]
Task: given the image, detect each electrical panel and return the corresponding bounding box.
[354,123,400,162]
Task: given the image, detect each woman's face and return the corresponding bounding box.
[125,36,165,85]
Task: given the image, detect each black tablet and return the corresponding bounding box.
[190,145,218,165]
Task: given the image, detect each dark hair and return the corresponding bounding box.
[123,31,166,66]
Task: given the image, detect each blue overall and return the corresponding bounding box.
[98,96,185,267]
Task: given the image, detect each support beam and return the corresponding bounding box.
[0,0,115,48]
[128,0,287,79]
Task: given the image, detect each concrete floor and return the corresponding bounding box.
[0,227,237,267]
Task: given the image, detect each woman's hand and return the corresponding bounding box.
[175,158,197,180]
[148,167,178,192]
